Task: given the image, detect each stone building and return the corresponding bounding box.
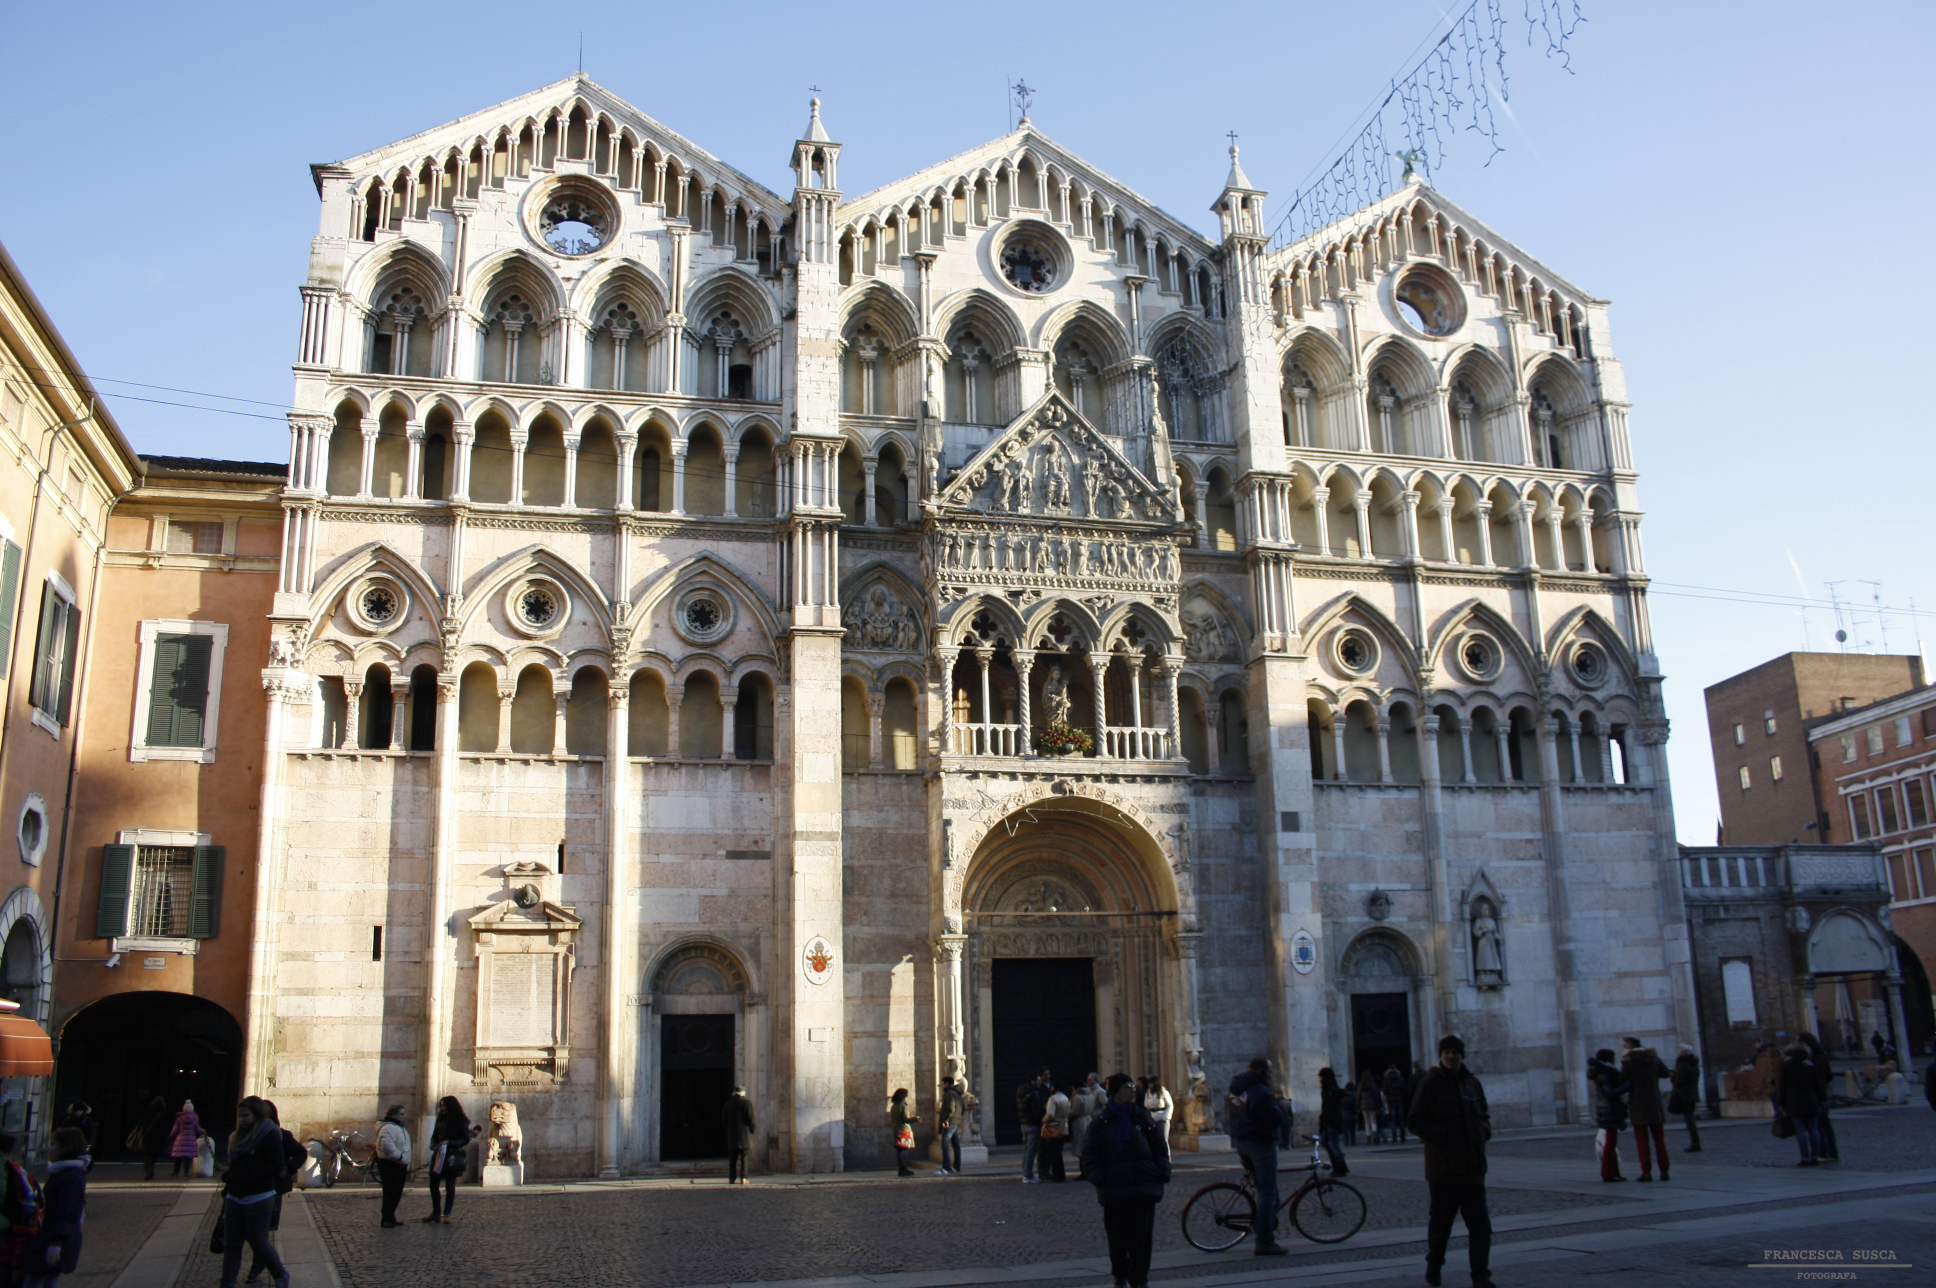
[241,76,1694,1175]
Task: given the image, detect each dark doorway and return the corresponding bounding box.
[660,1013,734,1160]
[54,992,242,1157]
[1895,936,1933,1059]
[1349,992,1412,1089]
[991,957,1097,1146]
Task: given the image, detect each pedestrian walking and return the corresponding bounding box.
[58,1105,94,1168]
[1776,1042,1825,1167]
[217,1099,287,1288]
[244,1102,305,1286]
[1141,1076,1173,1145]
[1315,1067,1349,1175]
[1340,1077,1358,1146]
[1079,1073,1171,1288]
[22,1128,85,1288]
[1067,1073,1101,1173]
[1620,1038,1671,1182]
[1668,1044,1702,1152]
[1226,1057,1289,1256]
[1588,1048,1629,1182]
[889,1088,918,1177]
[0,1133,41,1283]
[721,1088,755,1185]
[1409,1036,1493,1288]
[1382,1066,1409,1142]
[1798,1032,1840,1162]
[374,1105,410,1226]
[936,1076,965,1175]
[1015,1069,1050,1184]
[137,1097,171,1180]
[1356,1072,1384,1145]
[167,1101,202,1178]
[424,1097,474,1218]
[1040,1082,1071,1182]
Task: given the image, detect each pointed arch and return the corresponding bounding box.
[1297,590,1424,681]
[1423,597,1541,682]
[455,545,616,640]
[626,551,781,648]
[686,265,779,339]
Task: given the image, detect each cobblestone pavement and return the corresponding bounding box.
[296,1159,1629,1288]
[1480,1101,1934,1172]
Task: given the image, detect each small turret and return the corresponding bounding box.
[791,97,840,192]
[1214,142,1266,241]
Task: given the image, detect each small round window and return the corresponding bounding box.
[504,576,571,639]
[1569,642,1609,688]
[1457,631,1502,682]
[527,179,618,259]
[16,794,47,868]
[1334,628,1378,676]
[1001,240,1055,293]
[346,576,410,636]
[1392,265,1466,338]
[673,586,733,645]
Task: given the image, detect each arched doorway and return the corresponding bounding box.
[641,941,759,1167]
[959,795,1187,1146]
[1335,931,1427,1090]
[55,993,242,1155]
[0,891,50,1137]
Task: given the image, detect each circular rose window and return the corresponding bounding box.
[672,586,733,645]
[1392,264,1466,338]
[1569,641,1609,688]
[1456,631,1502,682]
[1001,241,1055,293]
[991,221,1069,298]
[527,179,619,258]
[504,576,572,639]
[1333,627,1378,676]
[346,576,410,635]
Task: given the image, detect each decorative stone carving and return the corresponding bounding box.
[935,393,1178,523]
[1470,899,1503,986]
[1041,664,1072,727]
[481,1101,524,1186]
[1368,889,1391,921]
[1181,597,1239,662]
[842,582,921,652]
[469,895,581,1084]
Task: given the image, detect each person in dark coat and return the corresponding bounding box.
[1587,1049,1629,1182]
[889,1089,918,1178]
[1777,1043,1825,1166]
[722,1087,755,1185]
[244,1101,306,1285]
[1619,1038,1671,1182]
[1798,1032,1839,1162]
[1080,1073,1170,1288]
[1339,1078,1357,1146]
[137,1097,172,1181]
[424,1096,474,1218]
[1226,1057,1288,1256]
[936,1076,965,1176]
[1316,1067,1349,1176]
[1355,1073,1384,1145]
[1015,1069,1050,1183]
[1382,1066,1409,1142]
[1667,1045,1702,1152]
[218,1098,286,1288]
[1409,1035,1492,1288]
[24,1128,85,1288]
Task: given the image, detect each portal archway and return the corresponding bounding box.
[1335,929,1430,1093]
[957,796,1189,1146]
[54,992,242,1153]
[637,939,761,1170]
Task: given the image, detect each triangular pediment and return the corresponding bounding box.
[937,391,1181,525]
[318,74,788,213]
[840,129,1215,255]
[469,897,581,934]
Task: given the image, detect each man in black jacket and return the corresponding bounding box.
[1226,1057,1289,1256]
[1408,1035,1493,1288]
[1016,1068,1051,1184]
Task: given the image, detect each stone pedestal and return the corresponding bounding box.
[480,1162,524,1185]
[1175,1132,1232,1153]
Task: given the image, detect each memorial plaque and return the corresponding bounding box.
[492,953,553,1046]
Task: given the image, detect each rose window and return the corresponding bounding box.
[1336,629,1376,674]
[518,587,560,628]
[1001,241,1054,293]
[684,599,721,634]
[539,193,610,256]
[1459,634,1500,679]
[360,586,399,625]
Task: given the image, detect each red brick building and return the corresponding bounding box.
[1807,683,1936,1056]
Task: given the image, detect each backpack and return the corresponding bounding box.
[2,1161,41,1237]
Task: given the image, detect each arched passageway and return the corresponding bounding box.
[55,992,243,1153]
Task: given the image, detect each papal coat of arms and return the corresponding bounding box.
[803,936,834,985]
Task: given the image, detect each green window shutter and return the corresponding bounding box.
[28,586,58,713]
[0,540,21,680]
[95,844,135,938]
[188,846,224,939]
[146,634,212,747]
[55,599,80,724]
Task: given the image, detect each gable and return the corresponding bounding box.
[936,391,1180,524]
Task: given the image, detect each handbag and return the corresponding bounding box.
[125,1127,144,1151]
[1041,1117,1065,1140]
[894,1127,914,1150]
[1771,1111,1795,1139]
[209,1220,225,1256]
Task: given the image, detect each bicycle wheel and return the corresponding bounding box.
[1290,1178,1366,1244]
[320,1159,337,1188]
[1181,1182,1254,1251]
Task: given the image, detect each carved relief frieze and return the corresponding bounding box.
[935,395,1179,524]
[841,580,922,652]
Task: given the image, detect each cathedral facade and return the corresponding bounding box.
[249,75,1695,1175]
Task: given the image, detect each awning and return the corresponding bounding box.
[0,1015,53,1077]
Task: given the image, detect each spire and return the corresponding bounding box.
[1225,142,1252,192]
[803,95,830,143]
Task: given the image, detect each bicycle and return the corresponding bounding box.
[1180,1135,1366,1250]
[307,1129,383,1187]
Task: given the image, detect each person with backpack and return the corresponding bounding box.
[1227,1057,1289,1257]
[244,1101,306,1286]
[218,1098,286,1288]
[1080,1074,1171,1288]
[0,1132,42,1283]
[22,1128,85,1288]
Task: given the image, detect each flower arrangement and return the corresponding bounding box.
[1035,722,1094,756]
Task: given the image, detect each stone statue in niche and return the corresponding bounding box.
[1041,664,1072,727]
[1042,440,1072,511]
[1183,1045,1210,1133]
[998,454,1029,513]
[1470,898,1503,986]
[1182,603,1239,663]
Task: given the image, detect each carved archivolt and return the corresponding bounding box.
[945,779,1185,918]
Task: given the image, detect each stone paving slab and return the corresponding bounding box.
[63,1169,212,1288]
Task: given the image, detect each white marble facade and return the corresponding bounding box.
[244,75,1696,1176]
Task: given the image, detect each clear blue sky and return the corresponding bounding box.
[4,1,1930,841]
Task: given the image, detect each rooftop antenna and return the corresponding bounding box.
[1912,596,1929,681]
[1827,580,1855,652]
[1860,580,1891,654]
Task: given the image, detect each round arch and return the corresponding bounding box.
[54,991,243,1155]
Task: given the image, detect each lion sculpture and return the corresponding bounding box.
[486,1100,522,1167]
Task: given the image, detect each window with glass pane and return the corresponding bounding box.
[1916,849,1936,901]
[166,521,223,555]
[130,846,195,937]
[1905,778,1929,829]
[1851,794,1873,839]
[1878,786,1901,834]
[1887,853,1912,900]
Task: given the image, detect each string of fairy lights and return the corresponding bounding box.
[1267,0,1586,249]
